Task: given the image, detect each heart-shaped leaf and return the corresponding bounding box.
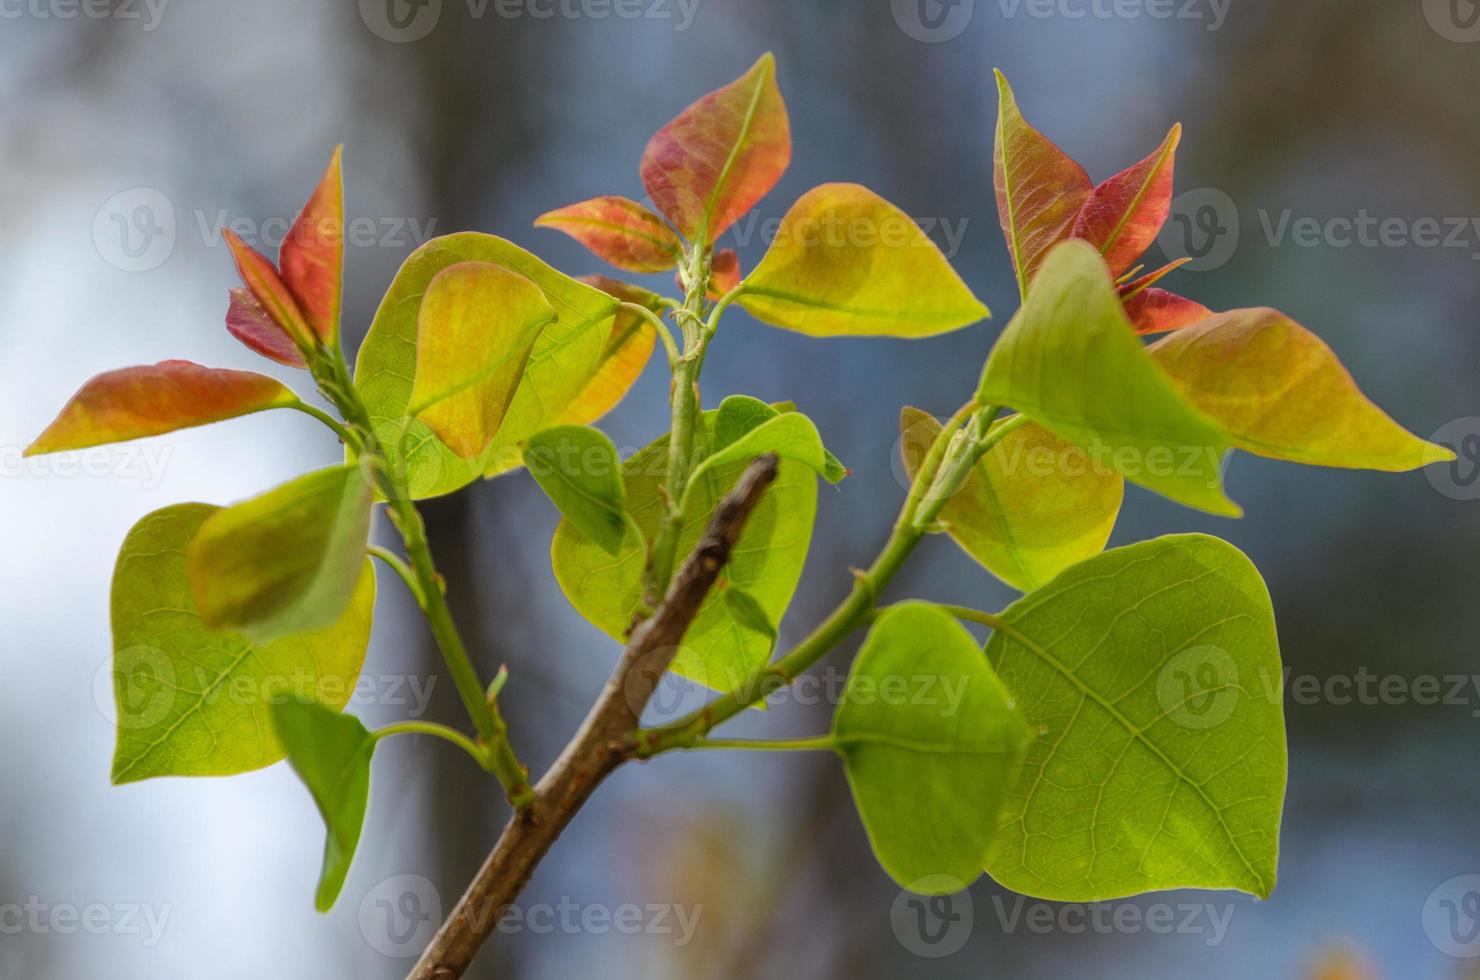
[835,602,1030,890]
[1148,308,1454,470]
[535,196,681,273]
[354,233,619,498]
[551,410,816,693]
[279,146,345,345]
[187,464,374,640]
[526,424,628,555]
[555,277,661,427]
[111,504,374,783]
[271,696,375,912]
[994,70,1093,296]
[687,396,845,492]
[1072,126,1180,277]
[409,261,555,460]
[900,408,1123,592]
[977,239,1239,517]
[26,360,299,456]
[738,183,989,338]
[983,534,1285,901]
[640,52,791,243]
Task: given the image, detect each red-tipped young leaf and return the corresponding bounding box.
[26,360,298,456]
[709,247,741,297]
[409,261,556,459]
[279,146,345,345]
[1072,125,1181,276]
[535,196,681,273]
[1123,286,1213,335]
[225,229,315,352]
[555,276,661,427]
[994,70,1092,296]
[640,52,791,243]
[226,288,308,368]
[1148,308,1455,470]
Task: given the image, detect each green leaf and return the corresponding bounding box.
[271,697,375,912]
[187,464,373,640]
[686,397,844,499]
[900,408,1123,592]
[1148,307,1454,471]
[977,239,1239,517]
[722,586,777,653]
[408,261,555,460]
[737,183,990,338]
[111,504,374,783]
[525,424,628,556]
[353,232,619,499]
[834,603,1030,891]
[983,533,1286,901]
[551,411,816,693]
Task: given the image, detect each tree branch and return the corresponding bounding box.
[407,453,780,980]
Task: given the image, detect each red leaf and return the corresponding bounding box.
[279,146,345,345]
[224,230,314,352]
[640,53,791,243]
[226,288,308,368]
[535,195,680,273]
[26,361,298,455]
[708,248,741,298]
[1123,287,1212,335]
[1073,125,1181,276]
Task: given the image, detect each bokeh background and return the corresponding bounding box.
[3,0,1479,976]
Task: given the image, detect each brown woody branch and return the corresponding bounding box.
[407,453,780,980]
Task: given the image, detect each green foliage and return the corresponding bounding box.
[983,535,1285,900]
[835,603,1030,889]
[526,424,629,555]
[111,504,375,784]
[271,697,376,912]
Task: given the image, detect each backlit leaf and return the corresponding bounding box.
[900,408,1122,592]
[709,248,741,296]
[110,504,373,783]
[1148,308,1454,470]
[640,52,791,242]
[994,70,1092,295]
[836,603,1030,890]
[26,360,298,456]
[1123,287,1212,335]
[354,233,619,498]
[738,183,989,338]
[1072,126,1180,277]
[977,239,1239,517]
[554,277,661,427]
[279,146,344,345]
[552,410,816,693]
[271,697,375,912]
[526,425,628,555]
[983,534,1285,901]
[535,195,680,273]
[225,229,315,352]
[187,464,374,640]
[226,288,308,368]
[688,396,844,492]
[409,261,555,460]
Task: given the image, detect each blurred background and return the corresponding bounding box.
[3,0,1479,976]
